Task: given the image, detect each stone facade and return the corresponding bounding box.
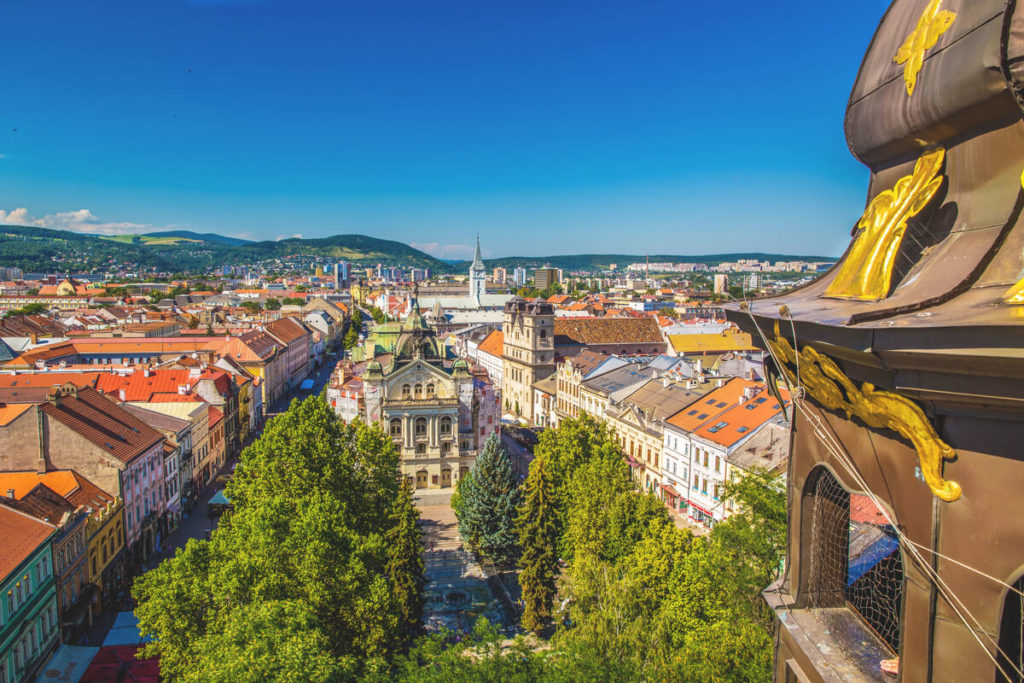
[501,297,556,424]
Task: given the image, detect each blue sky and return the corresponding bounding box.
[0,1,890,259]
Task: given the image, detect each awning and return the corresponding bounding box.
[660,483,679,498]
[102,611,153,647]
[689,501,713,517]
[40,644,99,683]
[208,490,230,506]
[80,646,159,683]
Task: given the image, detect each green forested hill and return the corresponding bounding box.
[0,225,445,273]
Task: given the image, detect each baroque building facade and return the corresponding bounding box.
[362,300,491,489]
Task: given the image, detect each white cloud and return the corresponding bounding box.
[0,207,151,236]
[411,242,476,260]
[275,233,303,241]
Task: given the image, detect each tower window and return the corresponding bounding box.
[806,467,904,655]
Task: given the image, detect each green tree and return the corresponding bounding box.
[517,452,559,632]
[450,468,472,520]
[456,435,522,567]
[265,297,282,310]
[241,300,263,314]
[133,397,415,680]
[386,480,426,641]
[343,309,363,350]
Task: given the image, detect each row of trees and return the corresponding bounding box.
[446,414,786,681]
[132,397,426,681]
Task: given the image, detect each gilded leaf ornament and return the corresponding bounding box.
[767,322,961,502]
[824,148,946,301]
[1004,278,1024,305]
[894,0,955,96]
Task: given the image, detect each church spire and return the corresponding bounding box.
[472,234,483,267]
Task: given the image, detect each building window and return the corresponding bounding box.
[441,442,451,455]
[415,417,427,436]
[440,417,452,435]
[389,418,402,436]
[416,443,426,455]
[426,383,435,397]
[806,467,904,656]
[401,384,411,399]
[414,383,423,398]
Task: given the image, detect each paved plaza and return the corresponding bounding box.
[415,490,511,634]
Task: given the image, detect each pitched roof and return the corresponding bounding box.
[617,380,704,423]
[477,330,504,358]
[208,406,224,427]
[0,403,33,425]
[582,364,656,396]
[2,483,74,524]
[264,317,309,345]
[692,386,790,448]
[39,386,165,465]
[668,331,756,355]
[665,377,761,432]
[566,349,610,377]
[0,503,54,578]
[554,317,663,346]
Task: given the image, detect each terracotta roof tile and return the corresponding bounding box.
[477,330,504,358]
[39,386,165,465]
[554,317,663,346]
[0,504,54,578]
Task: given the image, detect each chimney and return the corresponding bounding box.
[662,376,670,388]
[6,489,14,498]
[118,389,126,401]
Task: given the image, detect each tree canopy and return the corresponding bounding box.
[132,397,424,680]
[456,435,522,567]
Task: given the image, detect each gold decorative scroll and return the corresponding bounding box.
[894,0,955,96]
[767,322,961,502]
[825,148,946,301]
[1004,278,1024,305]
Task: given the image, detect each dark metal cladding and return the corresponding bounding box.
[725,1,1024,681]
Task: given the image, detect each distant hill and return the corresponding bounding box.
[467,252,838,271]
[142,230,253,247]
[0,225,834,276]
[0,225,445,274]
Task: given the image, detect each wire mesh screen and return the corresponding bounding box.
[807,468,904,654]
[996,576,1024,683]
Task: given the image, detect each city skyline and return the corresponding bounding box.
[1,1,890,258]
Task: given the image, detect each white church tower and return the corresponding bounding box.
[469,235,486,306]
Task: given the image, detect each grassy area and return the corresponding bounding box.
[102,235,201,246]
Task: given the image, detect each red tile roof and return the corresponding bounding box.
[692,386,790,448]
[477,330,504,358]
[665,377,760,432]
[264,317,309,345]
[0,504,55,578]
[554,317,664,346]
[40,386,165,465]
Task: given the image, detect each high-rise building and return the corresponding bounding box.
[534,268,559,291]
[713,273,729,295]
[493,267,507,283]
[513,268,527,287]
[334,262,350,289]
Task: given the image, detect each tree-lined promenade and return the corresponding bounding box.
[133,399,784,681]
